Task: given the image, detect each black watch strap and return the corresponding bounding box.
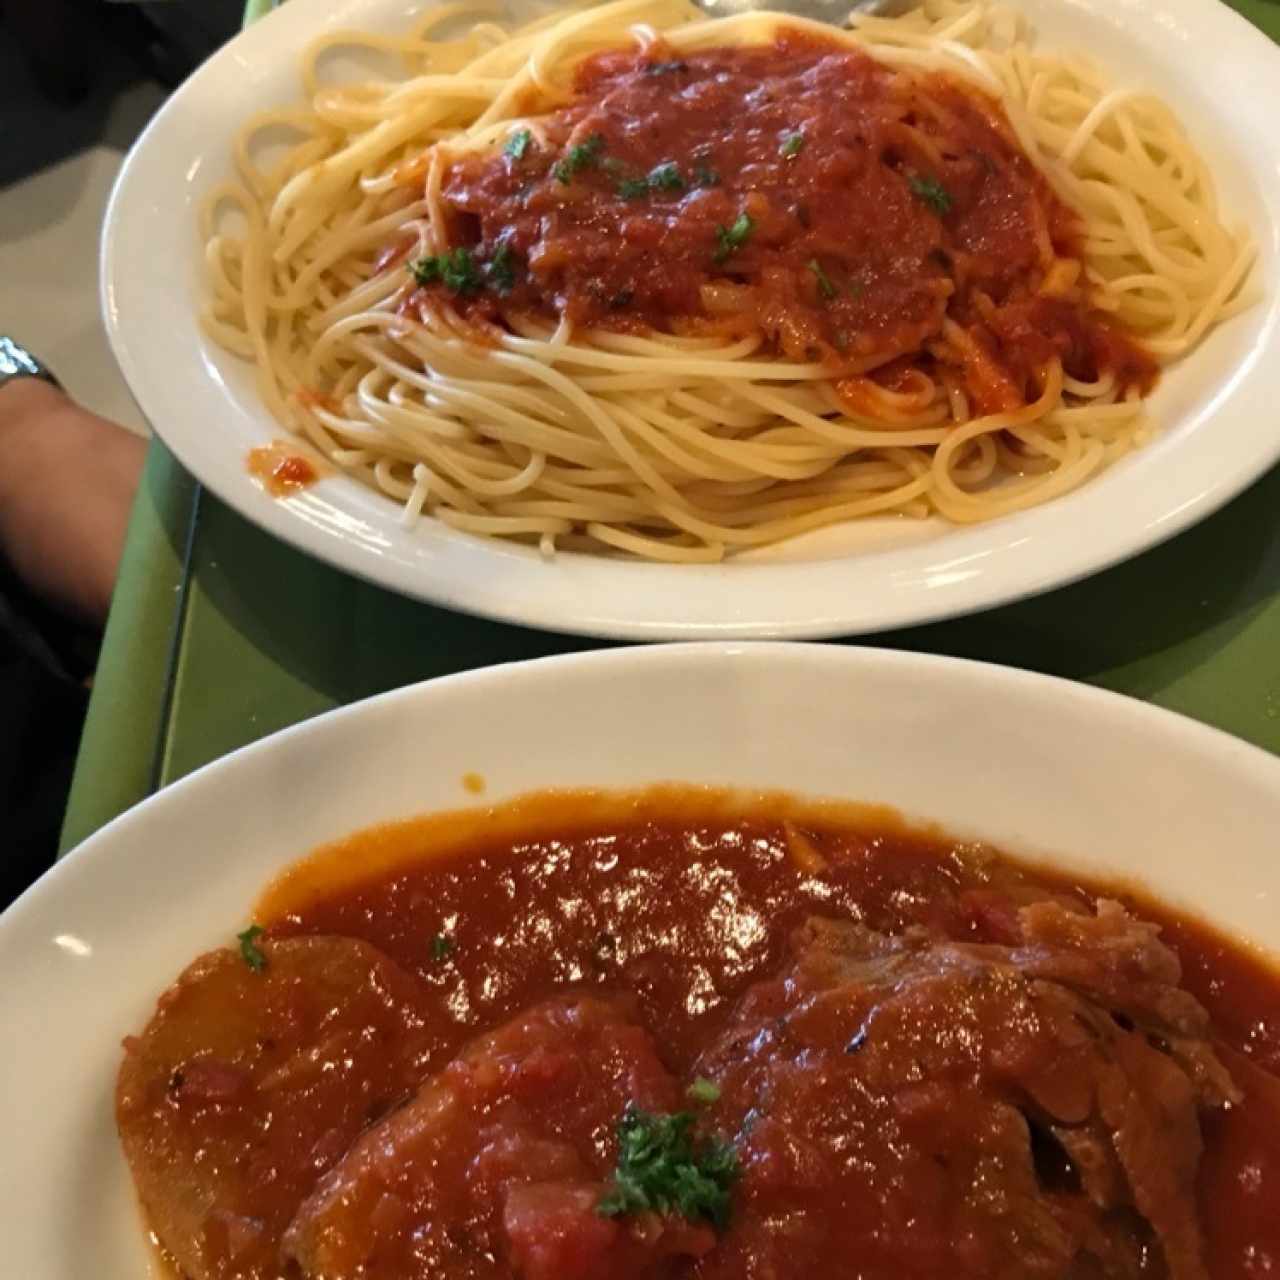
[0,337,62,393]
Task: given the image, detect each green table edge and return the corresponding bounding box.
[58,442,197,853]
[58,0,272,855]
[243,0,277,25]
[58,0,1280,855]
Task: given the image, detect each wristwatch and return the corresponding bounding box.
[0,337,92,685]
[0,337,62,393]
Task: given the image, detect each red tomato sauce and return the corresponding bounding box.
[120,792,1279,1280]
[425,33,1156,407]
[259,791,1280,1280]
[247,440,320,496]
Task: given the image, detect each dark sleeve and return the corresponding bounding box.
[0,565,95,906]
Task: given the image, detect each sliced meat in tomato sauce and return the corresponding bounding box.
[690,905,1236,1280]
[116,937,435,1280]
[119,809,1280,1280]
[283,992,713,1280]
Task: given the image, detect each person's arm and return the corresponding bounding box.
[0,377,146,626]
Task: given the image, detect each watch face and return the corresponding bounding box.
[0,338,48,383]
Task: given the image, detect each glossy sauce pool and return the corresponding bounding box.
[254,788,1280,1279]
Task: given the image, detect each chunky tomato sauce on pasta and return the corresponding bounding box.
[431,34,1157,413]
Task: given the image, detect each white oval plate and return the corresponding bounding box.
[103,0,1280,639]
[2,643,1278,1274]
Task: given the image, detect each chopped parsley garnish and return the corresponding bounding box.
[409,255,441,286]
[692,164,720,188]
[431,933,454,961]
[907,173,952,216]
[553,133,606,184]
[687,1078,721,1105]
[616,162,685,200]
[780,131,805,158]
[439,249,481,293]
[409,247,483,294]
[237,924,267,973]
[647,162,685,192]
[597,1107,740,1229]
[713,212,754,264]
[486,241,518,293]
[646,60,689,75]
[808,259,837,301]
[410,242,520,295]
[504,128,532,161]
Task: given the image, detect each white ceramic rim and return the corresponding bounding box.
[101,0,1280,639]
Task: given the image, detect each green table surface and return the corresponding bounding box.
[58,0,1280,853]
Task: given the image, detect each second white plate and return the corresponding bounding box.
[3,643,1280,1274]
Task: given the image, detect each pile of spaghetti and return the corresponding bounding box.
[201,0,1255,561]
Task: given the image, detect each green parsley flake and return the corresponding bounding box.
[411,243,517,296]
[409,247,483,294]
[409,256,440,286]
[504,128,532,161]
[907,173,952,216]
[692,164,721,188]
[808,259,838,301]
[237,924,267,973]
[687,1078,721,1105]
[553,133,606,184]
[713,213,754,264]
[431,933,454,961]
[780,131,805,158]
[486,241,518,293]
[617,162,686,201]
[597,1107,740,1230]
[647,162,685,192]
[436,249,480,293]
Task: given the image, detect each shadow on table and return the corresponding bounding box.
[190,459,1280,709]
[187,493,605,706]
[877,459,1280,688]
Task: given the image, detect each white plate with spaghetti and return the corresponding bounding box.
[102,0,1279,638]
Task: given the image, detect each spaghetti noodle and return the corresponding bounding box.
[201,0,1255,561]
